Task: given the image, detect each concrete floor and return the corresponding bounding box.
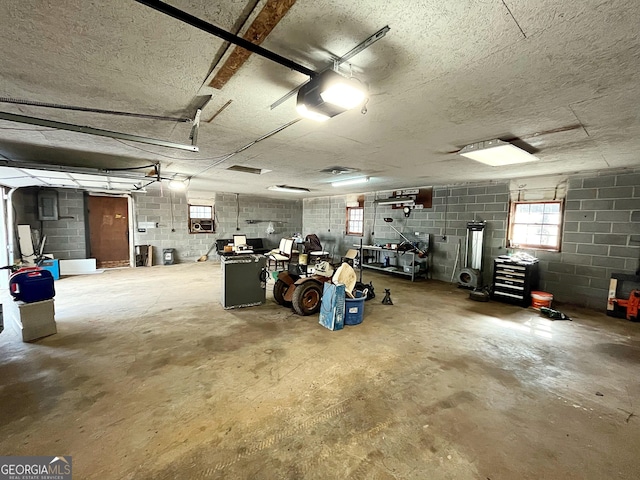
[1,262,639,479]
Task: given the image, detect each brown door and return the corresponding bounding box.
[87,195,130,268]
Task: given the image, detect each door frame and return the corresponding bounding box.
[84,192,135,268]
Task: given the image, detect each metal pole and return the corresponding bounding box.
[134,0,316,78]
[0,97,191,122]
[450,239,461,283]
[387,223,414,245]
[359,238,363,283]
[0,111,198,152]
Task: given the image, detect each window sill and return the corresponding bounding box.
[510,245,560,253]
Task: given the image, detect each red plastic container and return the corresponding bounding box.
[531,291,553,310]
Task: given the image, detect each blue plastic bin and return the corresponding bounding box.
[344,290,365,325]
[39,259,60,280]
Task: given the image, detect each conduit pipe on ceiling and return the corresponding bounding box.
[0,112,199,152]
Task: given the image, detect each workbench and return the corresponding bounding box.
[357,245,426,281]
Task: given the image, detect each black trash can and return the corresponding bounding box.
[163,248,176,265]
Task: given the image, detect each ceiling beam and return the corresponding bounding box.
[135,0,315,77]
[209,0,297,89]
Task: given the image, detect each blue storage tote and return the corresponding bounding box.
[39,259,60,280]
[344,290,365,325]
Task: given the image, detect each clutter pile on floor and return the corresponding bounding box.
[539,306,572,321]
[318,262,377,331]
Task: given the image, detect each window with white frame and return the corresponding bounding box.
[346,207,364,236]
[508,201,563,251]
[188,204,214,233]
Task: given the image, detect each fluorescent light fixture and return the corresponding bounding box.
[321,80,366,110]
[375,197,415,205]
[459,139,539,166]
[296,103,330,122]
[267,185,310,193]
[331,176,370,187]
[296,70,367,122]
[168,180,186,191]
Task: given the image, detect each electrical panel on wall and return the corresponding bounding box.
[37,190,59,221]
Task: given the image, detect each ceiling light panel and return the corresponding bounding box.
[226,165,271,175]
[331,176,369,187]
[459,139,539,166]
[267,185,310,193]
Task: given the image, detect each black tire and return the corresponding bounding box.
[273,279,292,307]
[291,281,323,316]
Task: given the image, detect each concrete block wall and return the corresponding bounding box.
[11,187,87,260]
[303,168,640,311]
[12,188,39,227]
[213,193,302,252]
[133,189,302,263]
[515,170,640,309]
[303,185,509,283]
[43,190,87,259]
[132,189,195,263]
[301,196,353,259]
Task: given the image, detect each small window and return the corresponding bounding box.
[189,205,212,219]
[508,201,563,251]
[346,207,364,236]
[188,204,214,234]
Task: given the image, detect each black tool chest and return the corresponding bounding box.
[491,256,539,307]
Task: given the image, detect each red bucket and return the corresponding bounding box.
[531,291,553,310]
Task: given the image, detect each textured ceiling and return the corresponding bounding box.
[0,0,638,197]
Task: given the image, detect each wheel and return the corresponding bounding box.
[273,279,292,307]
[291,281,323,316]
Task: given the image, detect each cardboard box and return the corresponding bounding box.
[5,299,56,342]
